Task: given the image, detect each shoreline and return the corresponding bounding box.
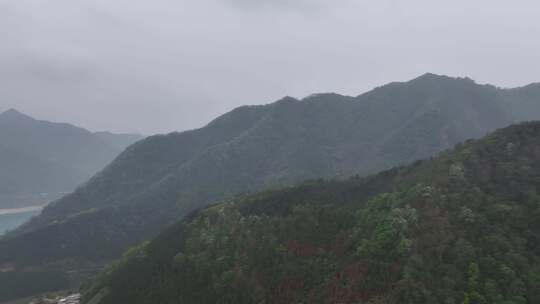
[0,205,45,216]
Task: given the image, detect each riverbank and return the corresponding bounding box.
[0,206,45,235]
[0,205,45,216]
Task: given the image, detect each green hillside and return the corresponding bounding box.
[83,122,540,304]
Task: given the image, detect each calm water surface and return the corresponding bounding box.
[0,207,42,235]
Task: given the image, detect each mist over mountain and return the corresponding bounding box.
[93,132,147,151]
[1,74,540,300]
[0,109,143,209]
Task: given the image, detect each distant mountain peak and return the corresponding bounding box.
[2,108,24,116]
[418,72,442,79]
[275,96,299,104]
[0,108,35,122]
[412,72,473,83]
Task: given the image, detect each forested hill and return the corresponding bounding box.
[0,109,143,209]
[83,121,540,304]
[1,74,540,300]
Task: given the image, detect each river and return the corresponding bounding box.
[0,206,44,236]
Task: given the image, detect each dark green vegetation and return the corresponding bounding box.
[0,109,143,209]
[1,74,540,300]
[0,271,69,303]
[83,122,540,304]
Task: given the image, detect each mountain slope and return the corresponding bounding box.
[83,121,540,304]
[0,143,83,197]
[0,109,143,208]
[1,74,540,298]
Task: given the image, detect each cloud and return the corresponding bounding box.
[1,0,540,134]
[223,0,328,11]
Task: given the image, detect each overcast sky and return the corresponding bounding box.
[1,0,539,134]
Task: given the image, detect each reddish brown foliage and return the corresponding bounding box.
[270,278,305,304]
[318,263,370,304]
[285,240,321,257]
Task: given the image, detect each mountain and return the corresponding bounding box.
[0,109,144,209]
[1,74,540,300]
[82,121,540,304]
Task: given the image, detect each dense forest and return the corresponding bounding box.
[83,122,540,304]
[2,74,540,300]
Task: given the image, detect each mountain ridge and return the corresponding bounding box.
[1,74,540,300]
[5,73,540,249]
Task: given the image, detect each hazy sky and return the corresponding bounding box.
[1,0,539,134]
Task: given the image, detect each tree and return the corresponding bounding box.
[462,263,486,304]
